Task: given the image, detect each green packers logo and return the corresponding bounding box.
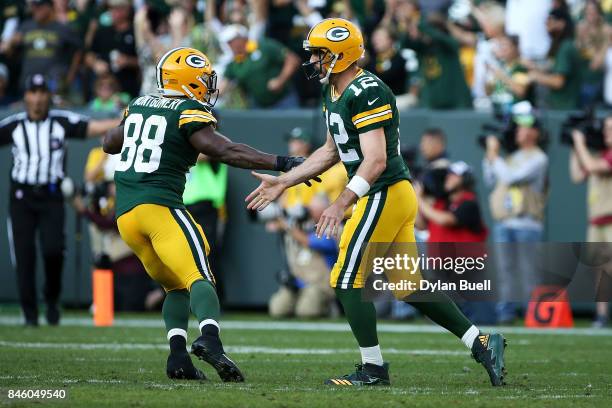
[185,54,208,68]
[326,27,350,42]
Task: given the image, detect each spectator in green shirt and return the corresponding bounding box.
[88,73,130,115]
[401,13,472,109]
[219,25,301,109]
[528,8,581,110]
[575,0,610,107]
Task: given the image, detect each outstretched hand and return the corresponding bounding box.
[245,172,287,211]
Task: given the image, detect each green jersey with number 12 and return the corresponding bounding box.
[114,95,217,218]
[323,69,410,195]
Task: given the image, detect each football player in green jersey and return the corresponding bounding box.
[103,47,313,382]
[246,19,506,387]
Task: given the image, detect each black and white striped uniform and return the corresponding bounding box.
[0,109,89,325]
[0,109,89,185]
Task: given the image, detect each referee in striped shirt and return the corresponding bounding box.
[0,74,120,326]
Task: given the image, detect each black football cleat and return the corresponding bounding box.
[472,333,507,386]
[191,335,244,382]
[324,363,390,386]
[166,352,206,380]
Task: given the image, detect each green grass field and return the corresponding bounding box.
[0,309,611,407]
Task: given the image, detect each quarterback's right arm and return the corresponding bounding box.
[277,132,339,187]
[246,133,339,210]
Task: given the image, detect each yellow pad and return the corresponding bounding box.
[117,204,214,291]
[330,180,418,289]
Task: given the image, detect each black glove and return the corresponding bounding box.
[275,155,305,172]
[275,155,322,187]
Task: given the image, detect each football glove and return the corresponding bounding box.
[275,156,322,187]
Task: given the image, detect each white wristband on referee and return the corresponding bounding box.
[346,176,370,197]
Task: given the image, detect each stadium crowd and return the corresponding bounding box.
[1,0,611,328]
[2,0,612,111]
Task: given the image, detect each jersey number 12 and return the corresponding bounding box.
[115,114,167,173]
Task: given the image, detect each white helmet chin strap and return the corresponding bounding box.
[320,54,339,84]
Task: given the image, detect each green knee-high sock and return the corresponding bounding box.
[163,290,190,353]
[406,291,473,338]
[163,289,190,332]
[190,279,221,324]
[335,287,379,347]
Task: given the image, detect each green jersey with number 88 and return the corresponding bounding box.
[323,69,410,195]
[114,95,217,217]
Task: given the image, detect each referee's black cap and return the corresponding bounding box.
[25,74,49,92]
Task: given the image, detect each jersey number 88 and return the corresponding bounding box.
[115,114,167,173]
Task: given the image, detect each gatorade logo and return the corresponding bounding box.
[534,291,559,324]
[186,54,208,68]
[326,27,350,42]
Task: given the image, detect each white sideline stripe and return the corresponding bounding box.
[0,341,465,356]
[0,316,611,336]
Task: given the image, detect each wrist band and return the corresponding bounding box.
[346,176,370,198]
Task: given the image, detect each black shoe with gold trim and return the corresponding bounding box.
[324,363,390,386]
[471,333,507,386]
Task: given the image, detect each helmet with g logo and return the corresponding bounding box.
[302,18,364,83]
[156,47,219,106]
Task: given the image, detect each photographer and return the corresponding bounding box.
[262,128,345,317]
[418,127,451,200]
[267,195,337,318]
[569,116,612,328]
[483,113,548,324]
[414,128,451,239]
[416,161,492,323]
[417,161,487,243]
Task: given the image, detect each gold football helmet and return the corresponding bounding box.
[156,47,219,106]
[302,18,364,83]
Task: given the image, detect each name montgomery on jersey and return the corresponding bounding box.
[131,95,185,110]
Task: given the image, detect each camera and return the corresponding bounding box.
[560,108,606,150]
[477,114,519,153]
[401,146,447,199]
[401,146,422,179]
